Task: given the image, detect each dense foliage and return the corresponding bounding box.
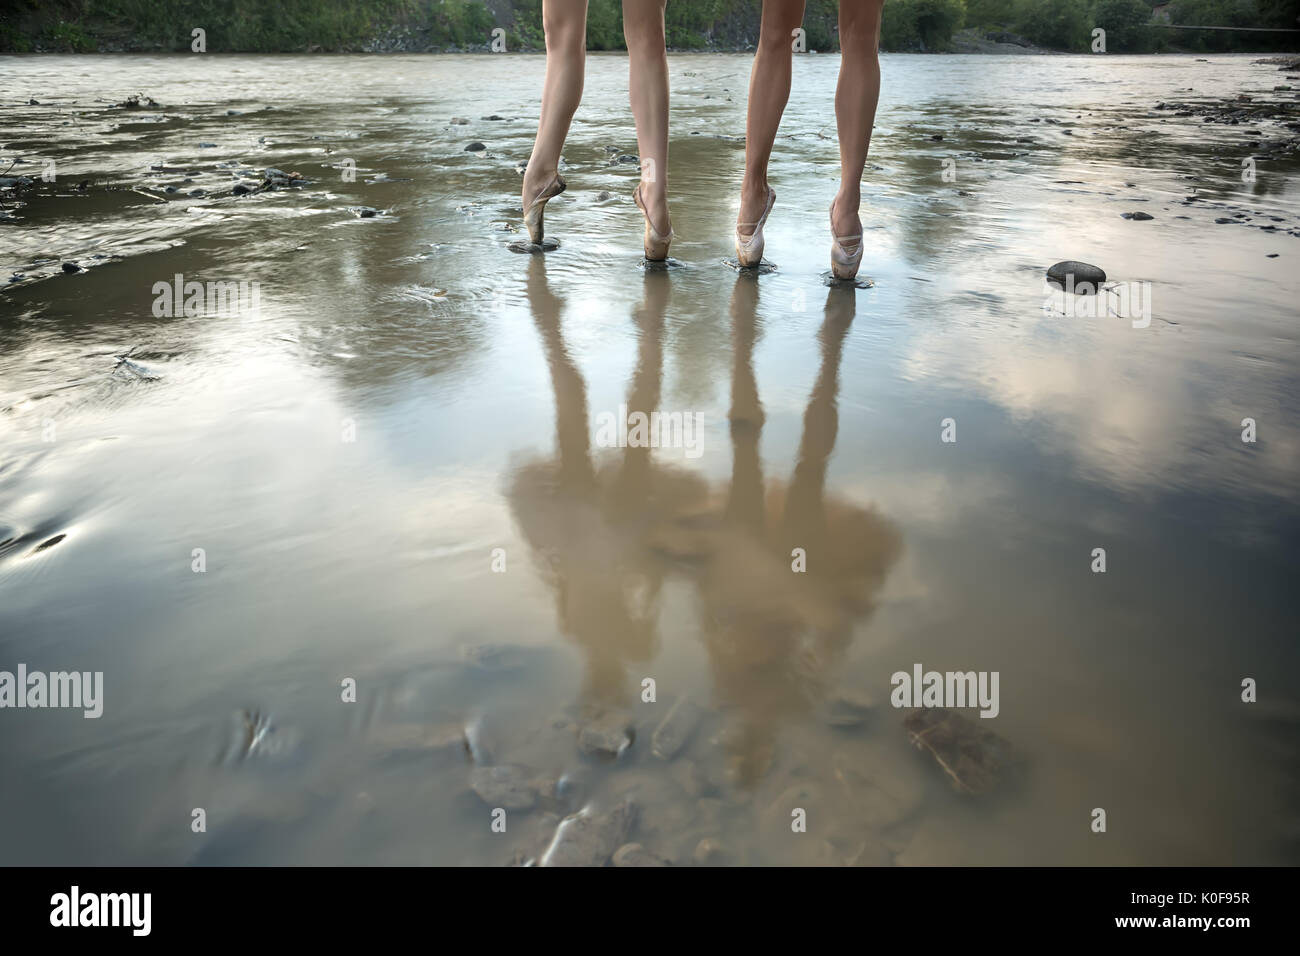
[2,0,1297,53]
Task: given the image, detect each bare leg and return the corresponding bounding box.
[623,0,670,234]
[523,0,588,210]
[831,0,884,244]
[738,0,806,237]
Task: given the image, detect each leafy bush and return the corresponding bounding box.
[1092,0,1156,51]
[1011,0,1091,50]
[881,0,968,51]
[43,20,97,51]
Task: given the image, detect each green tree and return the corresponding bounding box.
[1012,0,1091,50]
[881,0,967,51]
[965,0,1018,26]
[1093,0,1155,51]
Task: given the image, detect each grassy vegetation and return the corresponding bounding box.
[2,0,1296,53]
[946,0,1300,52]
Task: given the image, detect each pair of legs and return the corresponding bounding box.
[522,0,671,241]
[737,0,884,250]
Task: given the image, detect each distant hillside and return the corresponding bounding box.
[2,0,1297,54]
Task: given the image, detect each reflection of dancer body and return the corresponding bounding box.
[507,260,698,705]
[521,0,673,259]
[735,0,885,278]
[697,280,901,785]
[508,265,900,787]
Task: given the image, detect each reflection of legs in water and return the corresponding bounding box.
[611,270,669,510]
[780,285,855,553]
[515,257,662,706]
[525,256,595,493]
[703,285,884,789]
[725,276,765,535]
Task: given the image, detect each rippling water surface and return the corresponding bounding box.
[1,53,1298,865]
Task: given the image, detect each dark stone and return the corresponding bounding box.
[507,237,560,254]
[61,262,83,273]
[1046,260,1105,292]
[904,707,1017,797]
[464,142,487,152]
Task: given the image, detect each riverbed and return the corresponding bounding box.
[1,52,1298,865]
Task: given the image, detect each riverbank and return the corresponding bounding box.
[5,1,1300,56]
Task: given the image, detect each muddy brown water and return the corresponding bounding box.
[1,53,1298,865]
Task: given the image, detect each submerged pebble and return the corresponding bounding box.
[459,642,540,672]
[651,695,702,759]
[613,842,670,867]
[469,764,539,810]
[539,799,637,866]
[577,710,634,758]
[817,688,875,727]
[904,707,1017,797]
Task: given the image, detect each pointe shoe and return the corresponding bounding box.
[829,198,864,280]
[735,186,775,268]
[633,184,673,261]
[523,173,567,243]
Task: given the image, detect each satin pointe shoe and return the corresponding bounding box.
[829,197,864,280]
[634,183,673,261]
[735,186,775,268]
[523,173,567,243]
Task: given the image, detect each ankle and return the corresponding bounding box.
[833,189,861,215]
[741,178,769,203]
[523,164,558,194]
[638,178,667,204]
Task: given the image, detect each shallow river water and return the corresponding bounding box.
[1,52,1298,865]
